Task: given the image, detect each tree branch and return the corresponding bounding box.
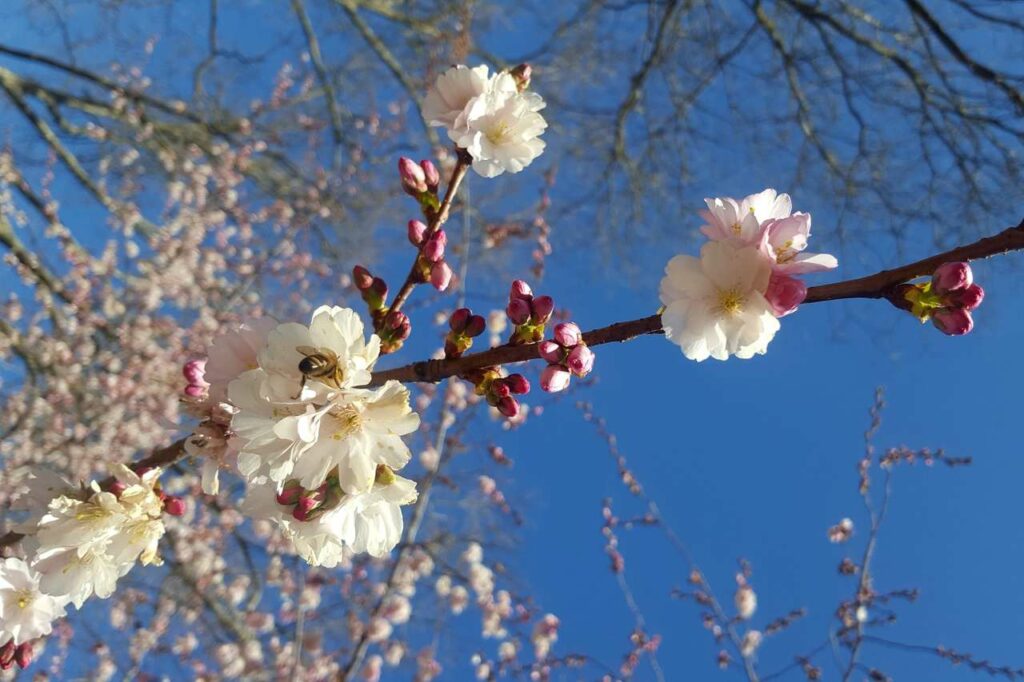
[369,216,1024,385]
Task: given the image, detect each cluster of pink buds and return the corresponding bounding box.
[891,261,985,336]
[353,266,410,353]
[398,157,441,212]
[445,307,487,358]
[467,368,530,418]
[506,280,554,344]
[538,323,595,392]
[408,219,453,292]
[275,474,345,521]
[182,359,209,399]
[0,639,32,670]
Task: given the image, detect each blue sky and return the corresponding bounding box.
[2,1,1023,679]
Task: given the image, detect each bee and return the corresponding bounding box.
[294,346,344,398]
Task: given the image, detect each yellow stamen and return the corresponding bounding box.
[717,289,745,316]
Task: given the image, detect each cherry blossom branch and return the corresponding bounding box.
[369,217,1024,386]
[0,437,188,549]
[387,154,472,314]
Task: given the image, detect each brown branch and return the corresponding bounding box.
[0,437,188,549]
[369,217,1024,386]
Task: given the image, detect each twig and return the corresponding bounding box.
[369,217,1024,386]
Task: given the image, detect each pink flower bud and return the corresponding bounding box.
[510,279,533,301]
[511,63,532,91]
[423,231,447,262]
[292,505,312,522]
[163,496,186,516]
[430,261,453,291]
[398,157,427,195]
[449,308,471,332]
[932,307,973,336]
[506,298,531,325]
[0,640,15,670]
[407,219,428,246]
[386,310,409,332]
[14,642,32,670]
[764,273,808,317]
[353,265,374,291]
[420,159,440,191]
[496,396,520,418]
[540,365,571,393]
[108,480,127,496]
[505,374,530,395]
[184,383,207,398]
[491,380,512,399]
[553,322,581,347]
[539,340,563,363]
[276,481,303,506]
[370,277,388,300]
[946,283,984,311]
[530,295,554,324]
[932,261,972,294]
[464,315,486,338]
[566,343,595,377]
[182,359,207,385]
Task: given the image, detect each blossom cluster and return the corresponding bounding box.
[185,305,422,567]
[660,189,838,361]
[2,463,182,667]
[539,323,595,392]
[423,64,546,178]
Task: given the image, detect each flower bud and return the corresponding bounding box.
[430,261,453,292]
[423,231,447,262]
[932,261,972,294]
[370,277,388,301]
[553,322,581,347]
[506,298,531,325]
[353,265,374,291]
[421,159,440,192]
[510,279,533,301]
[566,343,595,377]
[530,295,554,324]
[407,219,428,246]
[510,63,532,92]
[0,641,14,670]
[540,365,571,393]
[385,310,410,340]
[491,380,512,399]
[464,315,487,338]
[764,273,808,317]
[276,480,304,506]
[108,480,127,496]
[932,307,973,336]
[163,496,186,516]
[946,283,984,311]
[449,308,471,332]
[505,374,530,395]
[13,642,32,670]
[539,340,563,364]
[184,383,207,398]
[291,505,312,522]
[398,157,428,196]
[496,396,520,418]
[182,359,207,385]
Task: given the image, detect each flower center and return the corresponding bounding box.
[328,404,362,440]
[486,121,511,145]
[775,239,796,264]
[75,503,114,523]
[717,289,745,316]
[15,589,33,609]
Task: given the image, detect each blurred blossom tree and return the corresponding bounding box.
[0,0,1023,680]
